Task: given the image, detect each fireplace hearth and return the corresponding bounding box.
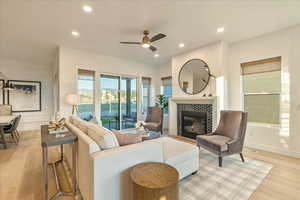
[181,111,207,139]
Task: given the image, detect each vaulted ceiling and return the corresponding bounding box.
[1,0,300,66]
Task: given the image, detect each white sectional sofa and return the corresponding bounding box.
[64,116,199,200]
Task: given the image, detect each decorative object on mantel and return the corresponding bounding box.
[7,80,41,112]
[65,93,80,115]
[178,59,215,95]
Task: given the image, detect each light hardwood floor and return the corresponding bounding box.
[0,131,299,200]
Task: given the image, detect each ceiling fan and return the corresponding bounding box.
[120,30,166,52]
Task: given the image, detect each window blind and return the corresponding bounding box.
[241,57,281,75]
[142,77,151,85]
[161,76,172,86]
[78,69,95,80]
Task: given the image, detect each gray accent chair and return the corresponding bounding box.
[196,110,248,167]
[143,106,163,134]
[0,104,12,116]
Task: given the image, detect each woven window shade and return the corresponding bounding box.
[161,76,172,86]
[78,69,95,80]
[142,77,151,85]
[241,57,281,75]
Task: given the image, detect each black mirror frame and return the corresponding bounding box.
[178,58,211,95]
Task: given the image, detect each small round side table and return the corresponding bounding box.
[131,162,179,200]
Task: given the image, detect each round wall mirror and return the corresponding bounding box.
[178,59,211,95]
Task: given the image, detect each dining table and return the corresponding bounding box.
[0,115,17,149]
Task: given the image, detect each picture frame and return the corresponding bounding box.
[0,79,4,104]
[8,80,41,112]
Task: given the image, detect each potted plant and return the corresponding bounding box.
[156,94,168,112]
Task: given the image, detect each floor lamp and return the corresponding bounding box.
[65,94,80,115]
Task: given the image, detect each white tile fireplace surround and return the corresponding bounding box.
[168,97,219,136]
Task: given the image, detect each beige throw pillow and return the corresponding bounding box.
[87,124,119,150]
[111,129,142,146]
[70,116,90,134]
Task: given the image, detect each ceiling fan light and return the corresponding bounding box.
[142,43,150,48]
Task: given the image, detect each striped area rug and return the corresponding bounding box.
[180,149,273,200]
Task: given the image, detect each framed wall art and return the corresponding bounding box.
[0,80,4,104]
[8,80,41,112]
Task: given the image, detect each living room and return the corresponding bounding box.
[0,1,300,200]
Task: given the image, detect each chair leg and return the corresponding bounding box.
[240,153,245,162]
[14,131,19,143]
[11,132,18,145]
[16,129,20,138]
[218,156,223,167]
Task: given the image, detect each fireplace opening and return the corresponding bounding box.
[181,111,207,139]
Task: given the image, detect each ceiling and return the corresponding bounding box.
[1,0,300,66]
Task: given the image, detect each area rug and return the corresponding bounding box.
[180,149,273,200]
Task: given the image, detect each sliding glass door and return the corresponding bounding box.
[121,77,137,129]
[100,75,120,129]
[100,74,137,130]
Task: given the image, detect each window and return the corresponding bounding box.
[142,77,151,115]
[241,57,281,124]
[78,69,95,121]
[161,76,172,114]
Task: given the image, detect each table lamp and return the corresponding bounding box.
[65,94,80,115]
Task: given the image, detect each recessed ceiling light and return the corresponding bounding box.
[71,31,80,37]
[179,43,185,48]
[217,27,224,33]
[83,5,92,13]
[154,54,159,58]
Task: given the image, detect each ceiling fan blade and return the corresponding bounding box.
[120,42,141,45]
[149,45,157,52]
[150,33,166,42]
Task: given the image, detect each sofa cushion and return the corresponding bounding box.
[197,135,231,152]
[88,124,119,150]
[158,137,198,166]
[71,116,90,134]
[111,129,142,146]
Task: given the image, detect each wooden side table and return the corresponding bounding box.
[131,162,179,200]
[41,125,77,200]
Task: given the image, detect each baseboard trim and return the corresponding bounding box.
[245,143,300,158]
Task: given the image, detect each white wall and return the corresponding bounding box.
[155,62,172,129]
[58,46,158,121]
[228,25,300,158]
[0,57,53,130]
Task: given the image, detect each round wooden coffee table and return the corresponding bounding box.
[131,162,179,200]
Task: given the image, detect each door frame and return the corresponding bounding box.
[99,72,139,129]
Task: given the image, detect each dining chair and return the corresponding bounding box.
[0,104,12,116]
[4,115,21,144]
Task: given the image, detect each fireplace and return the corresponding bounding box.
[181,111,207,139]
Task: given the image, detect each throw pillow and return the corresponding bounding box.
[111,129,142,146]
[71,116,89,134]
[87,125,119,150]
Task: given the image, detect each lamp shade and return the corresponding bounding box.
[65,94,80,105]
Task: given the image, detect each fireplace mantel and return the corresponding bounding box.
[168,96,219,136]
[169,97,217,104]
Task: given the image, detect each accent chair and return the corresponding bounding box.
[143,106,163,134]
[196,110,248,167]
